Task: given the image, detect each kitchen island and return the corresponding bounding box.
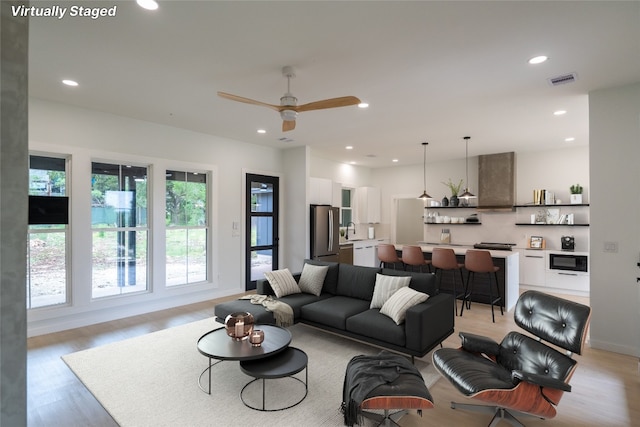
[393,244,519,311]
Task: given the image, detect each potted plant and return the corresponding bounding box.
[442,178,464,207]
[570,184,583,204]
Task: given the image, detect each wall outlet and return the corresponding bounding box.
[603,241,618,253]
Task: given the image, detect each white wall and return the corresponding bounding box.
[589,82,640,357]
[28,99,285,335]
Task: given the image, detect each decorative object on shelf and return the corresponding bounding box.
[460,136,477,200]
[417,142,432,200]
[441,196,449,207]
[224,311,255,341]
[529,236,544,249]
[442,178,463,207]
[546,208,560,224]
[561,236,575,251]
[570,184,583,204]
[533,189,555,205]
[249,329,265,347]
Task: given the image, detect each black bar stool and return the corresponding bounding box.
[431,248,465,316]
[461,249,503,322]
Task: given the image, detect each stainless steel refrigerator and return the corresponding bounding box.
[310,204,340,262]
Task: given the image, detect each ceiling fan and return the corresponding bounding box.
[217,66,361,132]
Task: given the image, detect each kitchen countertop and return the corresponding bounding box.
[395,243,518,259]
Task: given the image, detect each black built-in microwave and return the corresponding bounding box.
[548,252,588,273]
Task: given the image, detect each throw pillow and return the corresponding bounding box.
[264,268,301,298]
[297,263,329,296]
[380,286,429,325]
[370,274,411,309]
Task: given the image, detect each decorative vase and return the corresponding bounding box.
[225,312,255,341]
[249,329,265,347]
[441,196,449,207]
[450,195,459,207]
[570,194,582,204]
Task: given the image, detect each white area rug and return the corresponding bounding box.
[63,319,440,427]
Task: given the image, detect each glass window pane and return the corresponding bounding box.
[342,189,351,208]
[251,183,274,213]
[27,231,66,308]
[250,249,272,281]
[91,163,147,228]
[92,230,148,297]
[341,209,352,228]
[166,169,208,287]
[250,217,273,247]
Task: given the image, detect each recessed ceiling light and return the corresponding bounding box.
[528,55,548,65]
[358,103,369,109]
[392,159,399,163]
[345,146,353,150]
[136,0,158,10]
[62,79,78,87]
[565,137,575,142]
[257,129,266,134]
[553,110,567,116]
[349,161,356,165]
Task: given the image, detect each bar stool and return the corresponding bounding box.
[431,248,465,316]
[461,249,503,323]
[401,245,432,273]
[377,244,403,269]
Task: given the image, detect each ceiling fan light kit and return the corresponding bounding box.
[217,65,361,132]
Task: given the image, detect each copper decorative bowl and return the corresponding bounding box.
[224,312,255,341]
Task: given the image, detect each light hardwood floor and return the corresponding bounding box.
[27,292,640,427]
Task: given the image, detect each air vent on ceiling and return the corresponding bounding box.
[277,137,294,143]
[548,72,578,86]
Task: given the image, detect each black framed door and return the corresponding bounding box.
[245,174,279,290]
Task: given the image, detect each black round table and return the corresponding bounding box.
[239,347,308,411]
[196,324,291,394]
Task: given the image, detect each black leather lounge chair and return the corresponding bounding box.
[432,290,591,427]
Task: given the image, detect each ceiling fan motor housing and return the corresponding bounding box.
[280,94,297,107]
[280,109,298,121]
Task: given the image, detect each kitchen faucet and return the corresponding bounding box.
[345,222,356,239]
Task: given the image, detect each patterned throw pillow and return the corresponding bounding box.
[380,286,429,325]
[297,263,329,296]
[264,268,301,298]
[370,274,411,309]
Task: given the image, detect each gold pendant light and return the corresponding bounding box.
[460,136,476,199]
[417,142,432,200]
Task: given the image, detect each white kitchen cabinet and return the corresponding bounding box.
[521,249,546,287]
[309,177,333,205]
[356,186,381,224]
[352,239,387,267]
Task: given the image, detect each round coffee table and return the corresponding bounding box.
[196,324,291,394]
[239,347,308,411]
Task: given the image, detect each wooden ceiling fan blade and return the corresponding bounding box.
[296,96,361,112]
[217,91,280,111]
[282,120,296,132]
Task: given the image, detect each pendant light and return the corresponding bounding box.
[417,142,432,200]
[460,136,476,199]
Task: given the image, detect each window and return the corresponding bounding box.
[340,188,353,227]
[91,162,148,298]
[27,155,69,309]
[165,170,208,286]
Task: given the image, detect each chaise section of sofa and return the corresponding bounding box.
[213,260,454,358]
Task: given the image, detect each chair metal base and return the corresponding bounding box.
[361,409,407,427]
[450,401,541,427]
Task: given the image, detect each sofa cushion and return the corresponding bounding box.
[264,268,301,298]
[370,274,411,309]
[297,263,329,296]
[346,309,406,347]
[336,264,381,301]
[380,287,430,325]
[381,268,437,295]
[301,296,371,330]
[304,259,340,295]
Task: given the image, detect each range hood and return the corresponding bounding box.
[477,152,515,211]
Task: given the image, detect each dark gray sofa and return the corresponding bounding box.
[214,260,455,359]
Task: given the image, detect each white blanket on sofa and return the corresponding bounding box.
[241,294,294,327]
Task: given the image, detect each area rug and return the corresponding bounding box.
[63,319,440,427]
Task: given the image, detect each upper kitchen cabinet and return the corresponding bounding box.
[310,177,341,206]
[356,186,381,224]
